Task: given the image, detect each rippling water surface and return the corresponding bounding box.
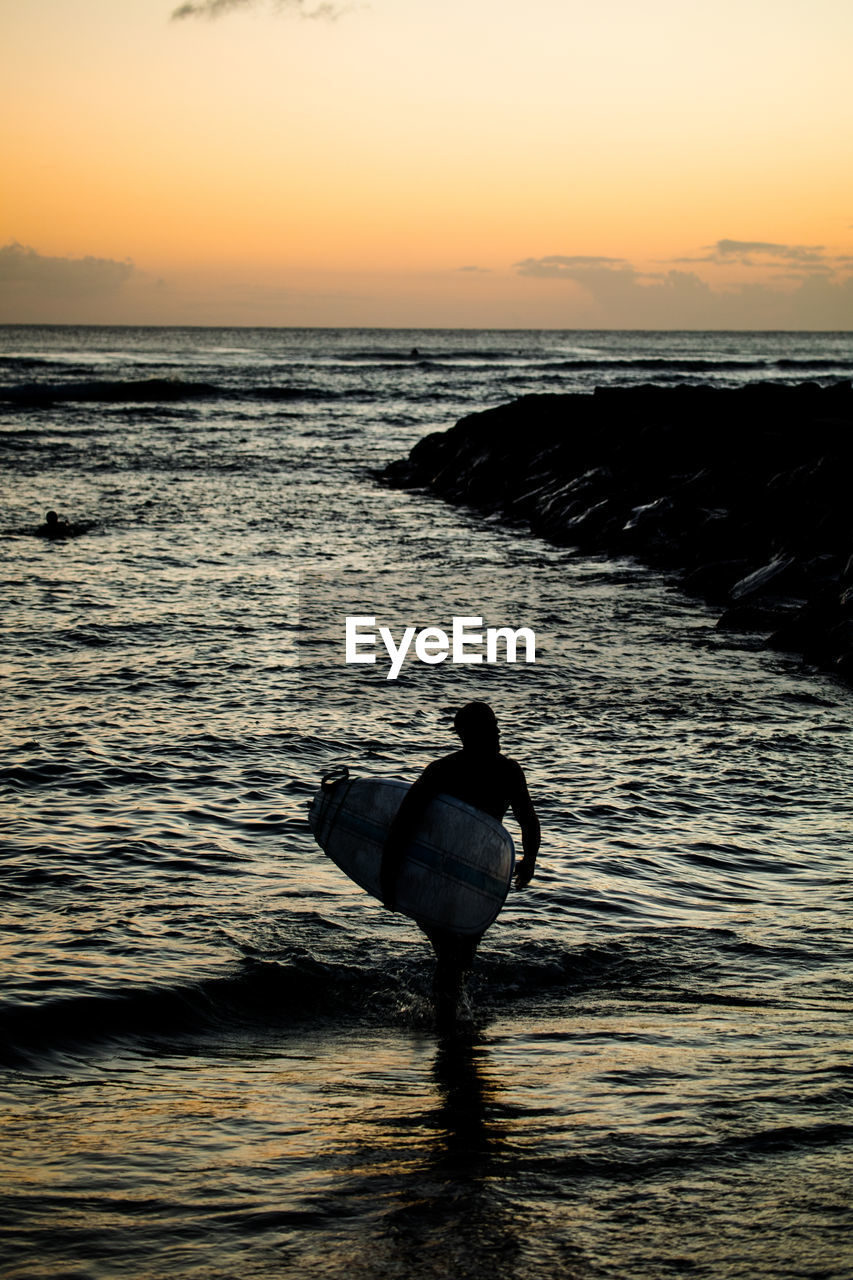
[1,326,852,1279]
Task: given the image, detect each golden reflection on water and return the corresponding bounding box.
[2,971,850,1276]
[0,1028,523,1276]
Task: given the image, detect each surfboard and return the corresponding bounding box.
[308,768,515,936]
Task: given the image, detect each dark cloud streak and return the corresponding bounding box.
[171,0,340,19]
[515,254,626,278]
[669,239,828,266]
[712,238,826,263]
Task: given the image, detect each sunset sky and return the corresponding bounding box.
[2,0,852,328]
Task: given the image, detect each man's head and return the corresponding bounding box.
[453,701,500,754]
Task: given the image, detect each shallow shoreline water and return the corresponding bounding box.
[1,327,852,1278]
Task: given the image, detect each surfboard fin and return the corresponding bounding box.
[320,766,350,791]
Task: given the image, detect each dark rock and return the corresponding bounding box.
[837,653,853,681]
[718,597,806,633]
[380,381,853,683]
[730,556,800,602]
[681,560,752,603]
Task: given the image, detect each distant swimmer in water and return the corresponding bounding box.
[409,347,420,358]
[381,701,541,1023]
[30,510,93,539]
[37,510,71,539]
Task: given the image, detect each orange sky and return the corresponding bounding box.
[1,0,852,327]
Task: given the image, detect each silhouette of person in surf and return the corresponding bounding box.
[29,509,94,540]
[36,510,71,539]
[381,701,540,1022]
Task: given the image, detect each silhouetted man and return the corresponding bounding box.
[381,701,540,1021]
[37,510,70,539]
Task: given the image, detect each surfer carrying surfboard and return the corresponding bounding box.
[380,701,541,1019]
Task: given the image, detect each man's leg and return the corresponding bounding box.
[424,927,481,1022]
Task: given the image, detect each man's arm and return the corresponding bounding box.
[510,766,540,889]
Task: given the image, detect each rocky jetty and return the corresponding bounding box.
[382,382,853,682]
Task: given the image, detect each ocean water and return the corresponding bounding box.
[1,326,852,1279]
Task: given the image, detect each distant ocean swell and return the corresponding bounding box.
[0,379,351,406]
[1,352,852,409]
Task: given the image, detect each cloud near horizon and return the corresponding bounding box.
[515,254,627,278]
[512,250,853,328]
[0,242,135,297]
[171,0,340,19]
[3,240,850,328]
[670,239,829,267]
